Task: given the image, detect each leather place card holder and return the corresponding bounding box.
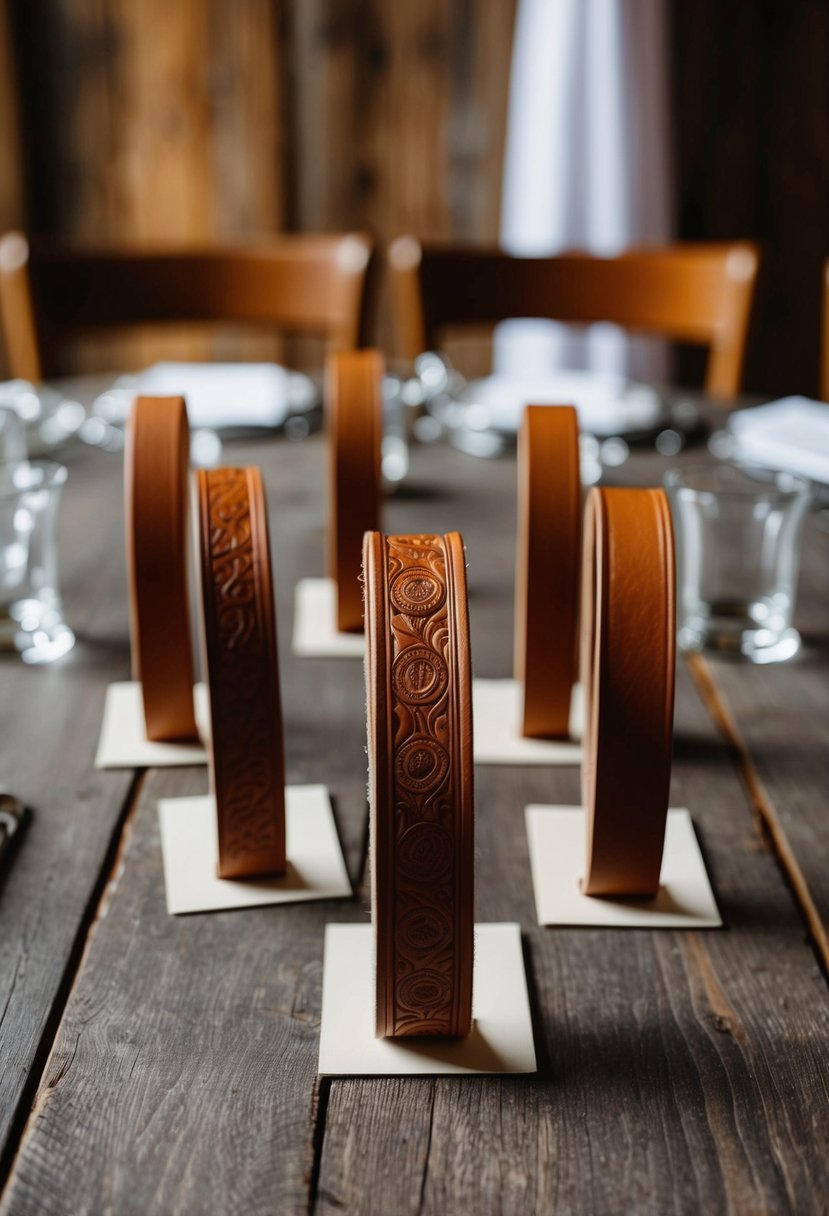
[157,466,352,915]
[524,484,722,928]
[95,681,209,769]
[350,528,534,1072]
[471,678,583,766]
[97,395,208,769]
[473,406,583,767]
[318,922,537,1077]
[525,805,721,929]
[292,349,382,660]
[158,785,352,916]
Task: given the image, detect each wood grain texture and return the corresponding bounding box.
[688,513,829,970]
[0,446,136,1170]
[672,0,829,397]
[1,411,828,1214]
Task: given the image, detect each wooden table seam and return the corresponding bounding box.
[687,653,829,980]
[0,766,148,1197]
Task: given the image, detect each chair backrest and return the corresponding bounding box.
[822,259,829,402]
[389,237,760,398]
[0,230,375,381]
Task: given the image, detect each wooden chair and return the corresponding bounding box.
[0,230,375,381]
[822,258,829,402]
[389,237,760,398]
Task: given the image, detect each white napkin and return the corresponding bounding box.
[728,397,829,484]
[457,371,663,436]
[134,362,316,429]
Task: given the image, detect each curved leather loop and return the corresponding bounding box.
[197,467,286,880]
[363,531,474,1038]
[514,404,581,738]
[580,487,676,897]
[125,395,198,742]
[327,349,383,633]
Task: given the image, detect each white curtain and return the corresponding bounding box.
[495,0,673,382]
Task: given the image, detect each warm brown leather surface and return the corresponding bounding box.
[514,404,581,738]
[125,395,198,743]
[580,487,676,897]
[364,531,474,1038]
[327,349,383,633]
[197,467,286,880]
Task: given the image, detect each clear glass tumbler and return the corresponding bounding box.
[0,460,75,663]
[664,463,811,663]
[0,404,26,463]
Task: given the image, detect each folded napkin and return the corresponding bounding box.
[457,371,663,436]
[134,362,317,430]
[727,397,829,484]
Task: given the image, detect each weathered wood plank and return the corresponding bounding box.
[3,432,828,1215]
[0,446,137,1171]
[690,513,829,970]
[315,660,829,1216]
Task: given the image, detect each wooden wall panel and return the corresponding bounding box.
[671,0,829,397]
[288,0,516,366]
[9,0,286,370]
[7,1,826,393]
[6,0,514,376]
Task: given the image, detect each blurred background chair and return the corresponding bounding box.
[0,231,375,382]
[389,238,760,399]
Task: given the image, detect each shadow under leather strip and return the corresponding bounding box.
[197,466,286,880]
[363,530,474,1038]
[328,349,383,634]
[580,486,676,897]
[125,395,198,742]
[514,404,581,739]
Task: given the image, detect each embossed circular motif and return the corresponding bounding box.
[392,646,448,705]
[389,566,445,616]
[397,969,452,1012]
[395,737,449,794]
[399,905,452,956]
[398,822,454,883]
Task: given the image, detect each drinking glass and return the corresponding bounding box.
[664,463,811,663]
[0,460,75,663]
[0,404,26,463]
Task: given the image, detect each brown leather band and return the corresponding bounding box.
[125,395,198,742]
[580,487,676,897]
[197,467,286,880]
[514,404,581,738]
[364,531,474,1038]
[327,348,383,633]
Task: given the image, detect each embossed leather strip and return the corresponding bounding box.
[580,487,676,896]
[125,395,198,742]
[514,404,581,738]
[364,531,474,1038]
[327,348,383,633]
[197,467,286,880]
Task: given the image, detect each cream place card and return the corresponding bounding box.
[95,681,209,769]
[158,784,352,915]
[525,805,721,929]
[472,678,583,766]
[292,578,365,658]
[318,921,537,1076]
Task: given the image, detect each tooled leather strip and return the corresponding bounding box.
[580,486,676,896]
[126,395,198,742]
[198,467,286,880]
[514,404,581,738]
[364,531,474,1038]
[327,348,383,633]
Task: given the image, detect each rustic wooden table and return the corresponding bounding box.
[0,404,827,1215]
